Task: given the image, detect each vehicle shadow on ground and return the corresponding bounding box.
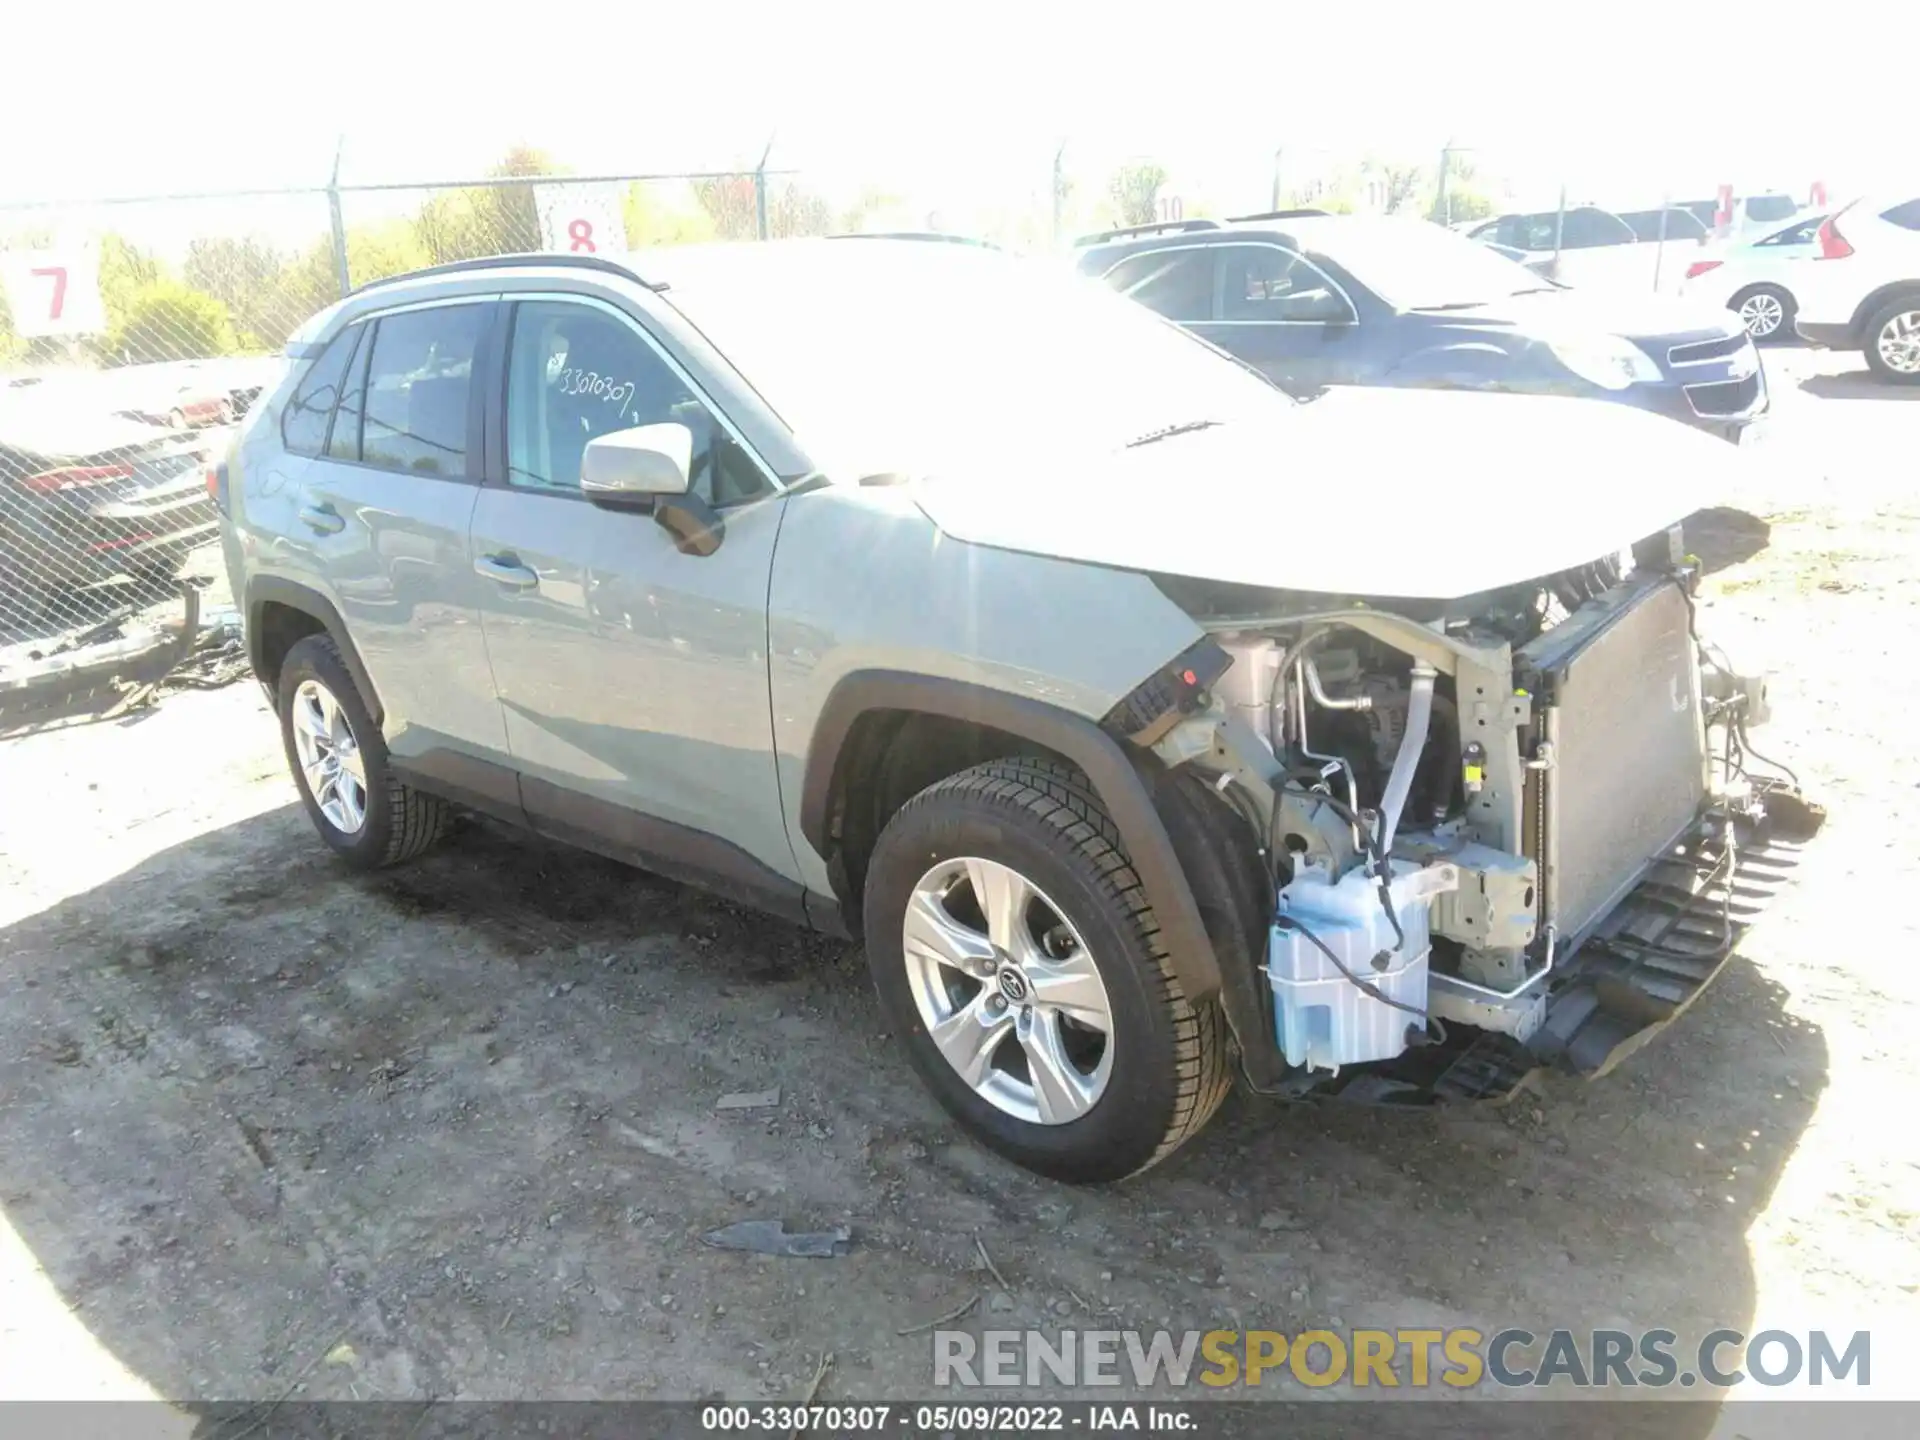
[1685,506,1772,576]
[1795,371,1920,402]
[0,806,1827,1424]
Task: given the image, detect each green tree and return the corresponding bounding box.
[106,281,238,364]
[692,175,835,240]
[1107,163,1167,227]
[623,181,717,248]
[1426,151,1495,225]
[183,236,292,350]
[412,146,563,263]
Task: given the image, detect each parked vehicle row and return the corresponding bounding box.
[1072,213,1769,442]
[214,241,1817,1184]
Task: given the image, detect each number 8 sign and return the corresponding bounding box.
[534,183,630,259]
[0,247,108,340]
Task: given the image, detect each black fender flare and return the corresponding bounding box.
[800,670,1221,1003]
[1384,341,1519,391]
[244,576,383,726]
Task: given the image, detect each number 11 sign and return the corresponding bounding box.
[0,248,108,340]
[533,183,630,258]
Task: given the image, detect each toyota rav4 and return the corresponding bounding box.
[217,241,1819,1183]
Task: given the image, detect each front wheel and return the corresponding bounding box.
[862,757,1231,1183]
[1864,300,1920,384]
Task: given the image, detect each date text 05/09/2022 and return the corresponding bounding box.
[699,1403,1193,1432]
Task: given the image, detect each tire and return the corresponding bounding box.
[1862,298,1920,384]
[1730,284,1794,342]
[277,634,448,869]
[862,756,1231,1183]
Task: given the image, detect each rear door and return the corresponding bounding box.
[467,293,799,906]
[280,298,513,798]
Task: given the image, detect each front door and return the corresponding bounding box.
[468,295,800,908]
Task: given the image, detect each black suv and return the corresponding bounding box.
[1073,214,1769,444]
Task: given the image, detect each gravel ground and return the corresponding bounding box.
[1,348,1916,1427]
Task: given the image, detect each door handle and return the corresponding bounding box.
[297,502,344,536]
[474,553,539,590]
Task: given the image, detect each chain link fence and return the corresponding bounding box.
[0,164,809,692]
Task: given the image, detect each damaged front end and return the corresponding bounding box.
[1113,526,1823,1106]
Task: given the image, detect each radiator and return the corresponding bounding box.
[1521,579,1709,944]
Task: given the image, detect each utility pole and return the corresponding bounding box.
[1435,141,1453,224]
[1270,147,1285,212]
[1051,140,1068,244]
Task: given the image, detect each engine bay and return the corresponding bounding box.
[1126,525,1817,1095]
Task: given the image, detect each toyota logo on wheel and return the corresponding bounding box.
[997,969,1030,1003]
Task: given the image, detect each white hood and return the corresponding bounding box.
[913,388,1745,600]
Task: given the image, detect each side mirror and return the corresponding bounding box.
[581,422,694,507]
[580,421,727,557]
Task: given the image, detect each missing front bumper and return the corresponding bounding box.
[1265,786,1821,1107]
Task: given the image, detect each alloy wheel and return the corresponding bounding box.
[1875,310,1920,374]
[901,855,1115,1125]
[1737,292,1785,339]
[291,678,369,835]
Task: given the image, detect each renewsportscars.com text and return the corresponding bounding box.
[933,1327,1871,1391]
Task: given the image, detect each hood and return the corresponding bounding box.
[913,387,1743,601]
[1482,286,1741,344]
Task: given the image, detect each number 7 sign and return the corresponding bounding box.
[1,248,107,339]
[533,183,630,259]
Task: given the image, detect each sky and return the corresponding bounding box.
[1,2,1909,226]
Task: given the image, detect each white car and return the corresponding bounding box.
[1793,193,1920,383]
[1679,209,1826,341]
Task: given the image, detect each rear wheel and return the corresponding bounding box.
[862,756,1231,1183]
[1731,284,1793,342]
[1864,300,1920,384]
[277,635,448,868]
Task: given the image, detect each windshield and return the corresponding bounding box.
[648,242,1289,479]
[1305,218,1556,311]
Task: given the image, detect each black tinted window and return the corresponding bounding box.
[280,324,360,457]
[1758,217,1823,247]
[1881,199,1920,231]
[1219,246,1354,323]
[1620,209,1708,242]
[504,301,769,506]
[1101,249,1215,323]
[1557,208,1636,249]
[360,305,485,476]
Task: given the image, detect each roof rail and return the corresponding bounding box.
[1225,208,1332,223]
[349,252,663,296]
[1072,218,1222,248]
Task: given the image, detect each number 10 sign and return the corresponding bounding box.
[534,183,629,258]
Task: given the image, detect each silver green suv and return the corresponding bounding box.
[219,241,1818,1183]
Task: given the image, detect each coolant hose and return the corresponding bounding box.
[1377,662,1437,853]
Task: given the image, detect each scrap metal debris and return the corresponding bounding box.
[716,1087,782,1111]
[700,1220,853,1258]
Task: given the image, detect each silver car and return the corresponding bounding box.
[218,241,1818,1183]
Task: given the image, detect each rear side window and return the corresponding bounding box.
[1880,199,1920,231]
[279,325,361,457]
[1758,217,1823,247]
[1744,195,1798,224]
[1101,248,1215,323]
[1557,208,1636,249]
[1620,209,1708,242]
[358,305,487,476]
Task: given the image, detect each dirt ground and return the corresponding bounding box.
[2,349,1917,1425]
